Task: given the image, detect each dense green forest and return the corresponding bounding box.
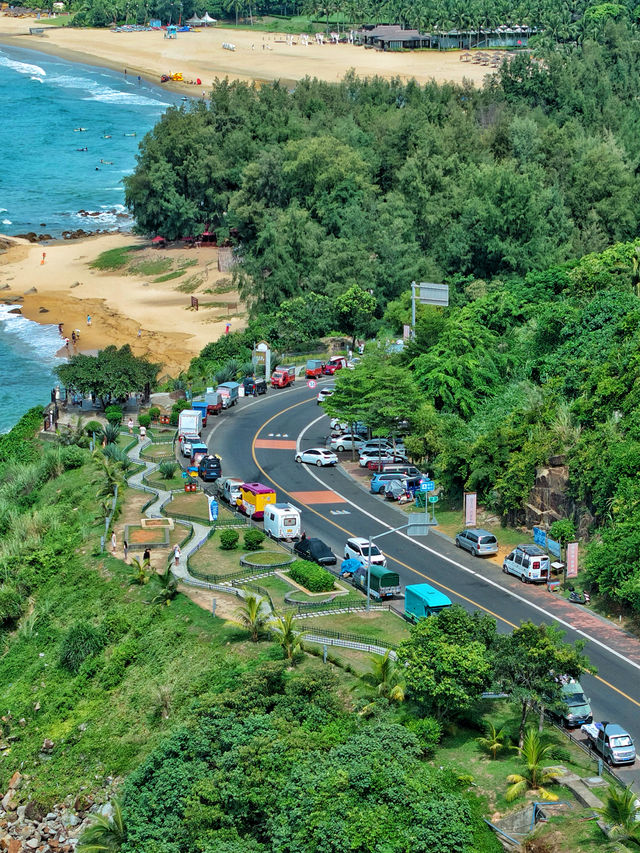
[68,0,640,42]
[124,29,640,615]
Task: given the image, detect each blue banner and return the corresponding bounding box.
[208,497,219,522]
[532,526,562,558]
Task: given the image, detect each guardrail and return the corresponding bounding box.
[294,624,398,649]
[189,563,277,585]
[286,599,392,616]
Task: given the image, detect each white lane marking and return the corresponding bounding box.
[296,414,640,675]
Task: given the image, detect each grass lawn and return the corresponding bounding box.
[297,608,410,646]
[189,531,287,579]
[141,444,175,462]
[165,491,211,521]
[146,470,187,491]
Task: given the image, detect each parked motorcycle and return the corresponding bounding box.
[568,588,591,605]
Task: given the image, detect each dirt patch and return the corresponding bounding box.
[128,526,167,544]
[179,584,239,621]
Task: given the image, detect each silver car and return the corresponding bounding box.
[455,528,498,557]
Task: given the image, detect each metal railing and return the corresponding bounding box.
[285,599,392,616]
[189,563,277,585]
[293,625,397,649]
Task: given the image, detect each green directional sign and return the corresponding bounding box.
[428,496,439,503]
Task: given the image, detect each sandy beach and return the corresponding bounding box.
[0,16,494,91]
[0,233,245,377]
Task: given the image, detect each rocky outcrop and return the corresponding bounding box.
[525,455,572,529]
[0,774,120,853]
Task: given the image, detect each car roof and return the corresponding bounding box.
[463,528,493,537]
[348,537,370,546]
[604,724,630,736]
[517,545,547,556]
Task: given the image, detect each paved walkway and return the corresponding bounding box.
[126,437,211,585]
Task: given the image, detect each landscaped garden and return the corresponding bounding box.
[188,528,289,580]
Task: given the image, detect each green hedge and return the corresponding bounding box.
[288,559,335,593]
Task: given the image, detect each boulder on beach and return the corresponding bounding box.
[38,307,49,313]
[23,287,37,295]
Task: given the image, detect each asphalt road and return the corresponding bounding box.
[201,380,640,787]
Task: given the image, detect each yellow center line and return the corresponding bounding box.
[250,396,640,710]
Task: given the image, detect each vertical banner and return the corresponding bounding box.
[566,542,579,578]
[208,496,219,522]
[403,324,411,340]
[464,492,477,528]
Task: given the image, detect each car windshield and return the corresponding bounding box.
[566,693,587,706]
[611,735,633,748]
[361,544,381,556]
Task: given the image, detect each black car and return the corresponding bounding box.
[293,537,337,566]
[242,376,267,396]
[198,454,222,482]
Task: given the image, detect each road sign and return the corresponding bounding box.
[428,495,439,503]
[421,480,435,492]
[307,380,317,389]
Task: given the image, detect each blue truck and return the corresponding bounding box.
[404,584,452,622]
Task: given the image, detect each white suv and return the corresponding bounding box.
[344,537,387,567]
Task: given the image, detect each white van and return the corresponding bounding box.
[218,477,243,507]
[263,503,301,540]
[503,544,550,584]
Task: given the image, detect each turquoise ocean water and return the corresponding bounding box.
[0,43,182,432]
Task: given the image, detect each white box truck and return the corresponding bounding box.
[263,503,301,540]
[178,409,202,437]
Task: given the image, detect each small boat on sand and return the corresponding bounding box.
[74,127,88,132]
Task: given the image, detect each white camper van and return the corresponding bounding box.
[263,503,301,540]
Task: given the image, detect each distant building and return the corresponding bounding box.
[354,24,534,51]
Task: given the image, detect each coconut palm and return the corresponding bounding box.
[129,556,150,586]
[150,566,178,605]
[92,454,124,498]
[77,798,126,852]
[269,611,305,661]
[369,650,405,703]
[476,721,508,759]
[505,729,562,802]
[595,783,640,843]
[234,593,270,642]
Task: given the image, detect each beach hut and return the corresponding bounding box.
[201,12,216,26]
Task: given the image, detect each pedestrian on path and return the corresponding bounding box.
[128,417,133,434]
[139,424,146,441]
[123,539,128,562]
[87,314,92,326]
[111,531,117,553]
[41,251,46,265]
[143,547,151,566]
[173,544,181,567]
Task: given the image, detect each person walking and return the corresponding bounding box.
[127,417,133,434]
[87,314,92,326]
[111,531,117,553]
[143,547,151,566]
[173,544,181,567]
[123,539,129,562]
[139,424,147,442]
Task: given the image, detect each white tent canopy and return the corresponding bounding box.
[201,12,217,24]
[186,13,203,24]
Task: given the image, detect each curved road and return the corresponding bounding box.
[203,379,640,787]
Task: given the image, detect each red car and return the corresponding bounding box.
[323,362,340,375]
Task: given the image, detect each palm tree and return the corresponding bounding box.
[476,721,507,759]
[77,798,126,852]
[595,783,640,843]
[56,417,88,448]
[506,729,562,802]
[92,454,124,498]
[150,566,178,605]
[269,611,305,661]
[234,593,270,642]
[369,650,405,703]
[129,556,150,586]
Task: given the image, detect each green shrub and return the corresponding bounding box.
[99,639,139,690]
[59,622,105,674]
[84,420,103,437]
[404,716,442,758]
[148,406,161,421]
[103,424,121,445]
[104,405,123,426]
[244,528,266,551]
[219,530,239,550]
[288,559,335,592]
[171,399,191,414]
[158,460,178,480]
[169,411,179,427]
[0,586,24,628]
[138,414,152,428]
[59,446,86,470]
